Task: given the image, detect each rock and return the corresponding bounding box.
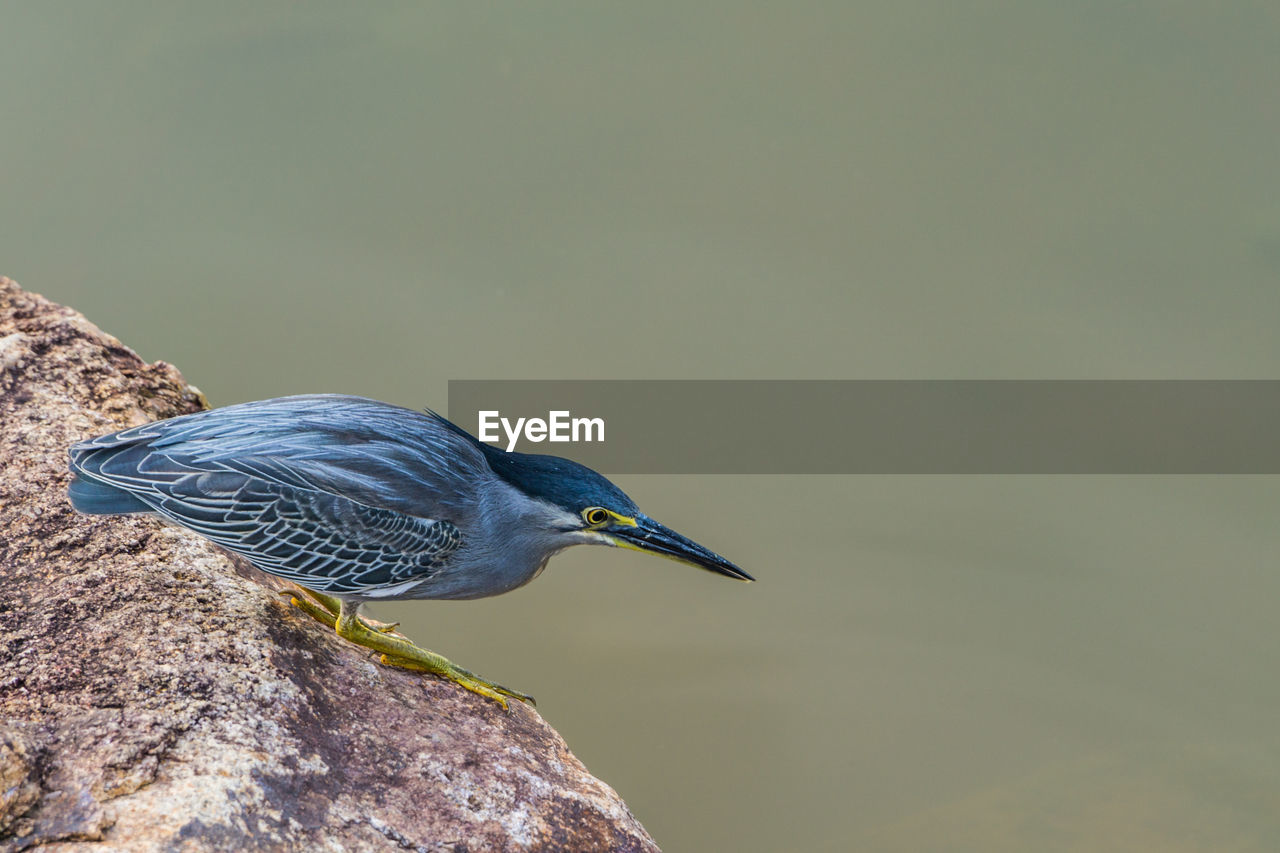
[0,277,659,852]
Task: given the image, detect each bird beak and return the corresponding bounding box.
[606,514,755,582]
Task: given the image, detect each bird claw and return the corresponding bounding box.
[281,592,337,630]
[281,590,533,711]
[380,654,536,710]
[281,591,405,639]
[362,618,402,635]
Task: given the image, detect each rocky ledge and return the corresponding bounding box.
[0,276,658,852]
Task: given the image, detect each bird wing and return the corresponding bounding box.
[151,471,462,594]
[69,396,481,595]
[70,395,489,514]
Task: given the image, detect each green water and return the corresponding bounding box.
[4,4,1278,850]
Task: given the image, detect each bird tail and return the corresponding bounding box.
[67,474,151,515]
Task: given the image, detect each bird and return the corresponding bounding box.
[67,394,752,708]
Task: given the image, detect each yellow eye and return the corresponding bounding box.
[583,507,609,526]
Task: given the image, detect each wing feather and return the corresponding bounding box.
[68,395,480,595]
[143,473,462,593]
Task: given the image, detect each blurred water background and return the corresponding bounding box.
[3,4,1278,850]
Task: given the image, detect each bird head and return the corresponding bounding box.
[477,442,754,582]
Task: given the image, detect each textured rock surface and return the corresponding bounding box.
[0,277,659,852]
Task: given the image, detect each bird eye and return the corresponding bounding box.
[583,507,609,526]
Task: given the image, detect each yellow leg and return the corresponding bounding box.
[298,587,344,616]
[284,590,337,629]
[280,588,534,710]
[280,586,400,634]
[335,600,534,710]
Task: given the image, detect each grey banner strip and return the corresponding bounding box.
[446,380,1280,474]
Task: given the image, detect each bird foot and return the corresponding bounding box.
[279,587,403,636]
[280,589,337,630]
[380,653,536,709]
[331,600,534,711]
[281,591,534,710]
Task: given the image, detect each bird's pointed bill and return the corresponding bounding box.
[606,514,754,581]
